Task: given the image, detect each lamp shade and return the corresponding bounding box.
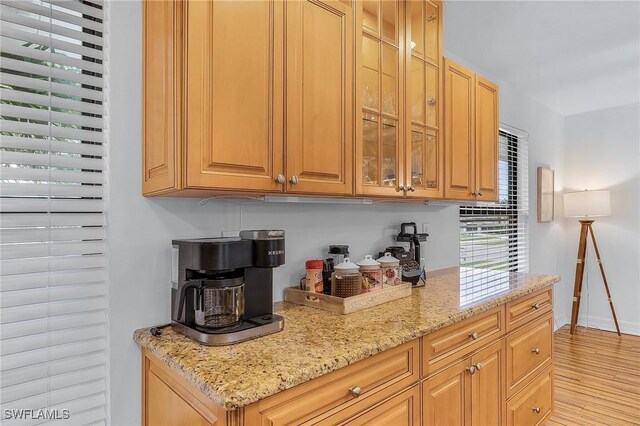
[563,190,611,218]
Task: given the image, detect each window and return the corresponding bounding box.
[459,130,529,273]
[1,1,107,424]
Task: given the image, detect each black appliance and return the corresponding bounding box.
[171,230,285,345]
[379,222,428,286]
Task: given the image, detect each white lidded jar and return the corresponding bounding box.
[357,255,382,292]
[376,252,402,287]
[331,258,362,298]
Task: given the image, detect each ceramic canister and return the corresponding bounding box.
[357,255,382,292]
[376,252,402,287]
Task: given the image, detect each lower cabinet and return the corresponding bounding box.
[422,339,504,426]
[141,289,554,426]
[320,385,421,426]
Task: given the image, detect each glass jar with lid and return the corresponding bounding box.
[377,252,402,287]
[357,255,382,292]
[331,258,362,298]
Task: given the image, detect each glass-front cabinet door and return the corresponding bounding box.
[404,0,443,198]
[356,0,404,196]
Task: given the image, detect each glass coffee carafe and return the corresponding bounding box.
[193,277,245,329]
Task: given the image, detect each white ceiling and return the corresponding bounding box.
[444,1,640,116]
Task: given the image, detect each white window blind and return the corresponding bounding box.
[460,130,529,273]
[0,1,107,424]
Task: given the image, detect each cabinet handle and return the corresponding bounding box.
[532,347,541,355]
[532,302,541,310]
[474,362,482,370]
[348,386,362,398]
[289,176,299,185]
[465,365,476,375]
[469,331,479,340]
[428,97,436,105]
[409,186,416,192]
[532,407,541,414]
[275,174,285,184]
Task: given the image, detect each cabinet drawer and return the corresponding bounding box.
[423,306,505,375]
[506,367,553,426]
[247,340,420,426]
[506,287,552,332]
[506,313,553,398]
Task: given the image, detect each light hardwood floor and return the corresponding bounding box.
[545,325,640,426]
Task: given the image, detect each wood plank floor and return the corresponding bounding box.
[545,325,640,426]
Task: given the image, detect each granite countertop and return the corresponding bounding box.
[134,267,559,410]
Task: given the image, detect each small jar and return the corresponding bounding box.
[331,258,362,298]
[357,255,382,292]
[305,259,324,293]
[377,252,402,287]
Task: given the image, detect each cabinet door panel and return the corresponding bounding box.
[405,0,443,199]
[186,0,284,192]
[339,385,421,426]
[423,358,471,426]
[356,0,403,197]
[475,75,499,201]
[471,340,505,426]
[286,0,353,195]
[444,58,475,200]
[142,0,181,195]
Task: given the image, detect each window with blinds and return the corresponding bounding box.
[460,130,529,273]
[0,1,107,424]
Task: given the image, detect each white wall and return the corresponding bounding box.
[107,1,568,423]
[562,103,640,334]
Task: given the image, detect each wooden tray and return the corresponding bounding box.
[284,283,412,315]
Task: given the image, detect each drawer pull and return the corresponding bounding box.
[469,331,479,340]
[348,386,362,398]
[465,365,476,375]
[532,347,541,355]
[532,302,541,310]
[533,407,541,414]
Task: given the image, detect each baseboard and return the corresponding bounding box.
[576,314,640,336]
[553,313,569,332]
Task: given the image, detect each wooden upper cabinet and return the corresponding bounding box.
[405,0,443,199]
[355,0,404,197]
[185,0,285,193]
[142,0,182,195]
[444,58,499,201]
[286,0,353,195]
[444,58,475,200]
[475,75,499,202]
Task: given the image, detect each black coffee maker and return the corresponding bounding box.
[171,230,285,345]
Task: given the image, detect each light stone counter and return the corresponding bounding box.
[134,267,559,410]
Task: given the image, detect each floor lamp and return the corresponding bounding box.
[564,190,621,336]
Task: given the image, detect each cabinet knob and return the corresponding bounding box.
[465,365,476,375]
[409,186,416,192]
[471,191,477,196]
[474,362,482,370]
[289,176,299,185]
[532,347,541,355]
[532,407,541,414]
[428,97,436,105]
[397,185,409,193]
[348,386,362,398]
[469,331,479,340]
[427,15,436,22]
[532,302,541,310]
[275,174,285,184]
[477,191,484,196]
